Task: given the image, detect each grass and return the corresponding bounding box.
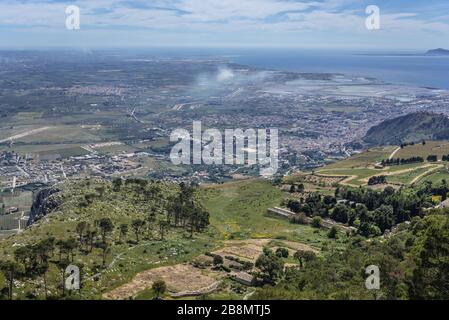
[416,169,449,185]
[396,141,449,160]
[316,145,447,187]
[324,146,396,169]
[38,146,90,159]
[17,125,102,144]
[200,179,347,250]
[387,167,435,185]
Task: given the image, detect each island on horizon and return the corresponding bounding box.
[426,48,449,55]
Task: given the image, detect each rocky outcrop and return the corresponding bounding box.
[27,187,62,226]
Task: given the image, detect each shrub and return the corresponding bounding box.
[275,247,289,258]
[327,226,338,239]
[311,217,322,228]
[290,213,308,225]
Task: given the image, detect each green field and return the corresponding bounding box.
[396,141,449,160]
[38,146,90,159]
[200,179,347,249]
[416,168,449,185]
[324,146,396,169]
[314,143,449,187]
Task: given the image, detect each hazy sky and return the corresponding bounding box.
[0,0,448,50]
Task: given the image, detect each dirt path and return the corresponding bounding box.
[0,127,51,143]
[359,164,440,184]
[410,165,444,184]
[318,164,440,187]
[389,147,402,160]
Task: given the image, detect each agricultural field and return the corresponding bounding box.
[314,144,449,187]
[395,140,449,160]
[415,168,449,185]
[323,146,396,169]
[0,125,105,145]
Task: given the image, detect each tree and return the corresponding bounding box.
[159,220,169,241]
[36,262,49,300]
[86,229,97,252]
[293,250,316,268]
[97,218,114,244]
[64,239,78,262]
[152,280,167,299]
[56,258,70,297]
[275,248,289,258]
[75,221,87,245]
[255,248,284,283]
[331,204,349,224]
[34,239,54,299]
[411,216,449,299]
[119,224,128,243]
[131,219,145,243]
[287,200,301,214]
[0,261,23,300]
[14,246,35,273]
[145,214,156,239]
[373,205,394,233]
[112,178,122,192]
[97,242,111,267]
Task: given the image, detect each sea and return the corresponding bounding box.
[149,48,449,90]
[227,49,449,90]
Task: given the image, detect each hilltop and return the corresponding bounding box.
[364,112,449,146]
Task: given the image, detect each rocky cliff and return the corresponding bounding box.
[27,187,62,226]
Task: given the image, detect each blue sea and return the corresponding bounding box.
[225,49,449,90]
[127,48,449,89]
[151,48,449,90]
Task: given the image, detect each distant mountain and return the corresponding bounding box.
[426,48,449,56]
[364,112,449,145]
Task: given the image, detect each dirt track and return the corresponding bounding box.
[0,127,51,143]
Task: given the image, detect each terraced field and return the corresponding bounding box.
[315,145,449,187]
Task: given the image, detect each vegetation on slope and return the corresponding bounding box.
[252,208,449,300]
[364,112,449,146]
[0,178,216,300]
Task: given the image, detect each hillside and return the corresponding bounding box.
[2,171,449,300]
[364,112,449,146]
[0,178,337,300]
[0,179,219,300]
